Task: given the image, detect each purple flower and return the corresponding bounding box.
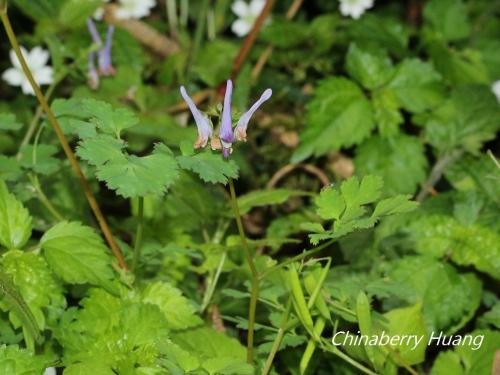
[179,80,272,158]
[220,80,235,157]
[180,86,213,148]
[86,19,115,86]
[98,25,116,76]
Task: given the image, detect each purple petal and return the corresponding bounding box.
[235,88,272,141]
[220,80,234,146]
[86,18,102,45]
[98,25,115,76]
[180,86,212,148]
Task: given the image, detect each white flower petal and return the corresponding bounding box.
[231,0,249,18]
[232,19,252,37]
[21,80,35,95]
[2,68,25,86]
[9,49,23,69]
[117,0,156,19]
[44,367,57,375]
[28,46,50,70]
[35,66,54,85]
[249,0,266,16]
[93,7,105,20]
[492,80,500,103]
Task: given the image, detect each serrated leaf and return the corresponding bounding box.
[372,88,403,137]
[142,281,203,330]
[0,180,32,249]
[76,136,125,166]
[0,113,22,131]
[18,144,60,175]
[40,221,115,288]
[96,143,179,198]
[1,250,65,334]
[346,43,394,90]
[82,99,138,138]
[387,256,482,333]
[236,189,310,215]
[430,330,499,375]
[355,134,428,196]
[387,59,444,113]
[424,85,500,153]
[292,77,375,162]
[177,149,239,185]
[0,345,52,375]
[423,0,470,41]
[309,175,417,244]
[409,214,500,279]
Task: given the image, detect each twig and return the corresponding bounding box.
[104,4,179,57]
[267,163,330,189]
[416,149,464,202]
[0,7,127,270]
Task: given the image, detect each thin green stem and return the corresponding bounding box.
[228,178,259,364]
[260,239,335,280]
[201,251,226,312]
[0,8,127,269]
[132,197,145,273]
[185,0,209,79]
[262,297,292,375]
[29,174,64,221]
[322,341,379,375]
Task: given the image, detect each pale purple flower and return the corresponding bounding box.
[98,25,116,76]
[220,80,235,157]
[86,18,115,87]
[179,80,272,158]
[180,86,213,148]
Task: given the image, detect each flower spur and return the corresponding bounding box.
[180,80,272,158]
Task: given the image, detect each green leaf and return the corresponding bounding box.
[95,143,180,198]
[192,40,239,87]
[354,134,428,196]
[260,17,308,48]
[423,0,470,41]
[387,58,445,113]
[372,88,403,137]
[387,256,482,333]
[1,250,65,334]
[309,175,417,244]
[11,0,65,19]
[409,215,500,279]
[40,221,115,288]
[18,144,60,175]
[142,281,203,330]
[177,146,239,185]
[76,136,126,166]
[292,77,375,162]
[0,180,32,249]
[237,189,310,215]
[0,157,21,182]
[172,327,250,375]
[424,85,500,153]
[58,0,101,28]
[0,345,52,375]
[82,99,138,138]
[346,43,394,90]
[382,303,428,365]
[430,330,500,375]
[0,113,22,131]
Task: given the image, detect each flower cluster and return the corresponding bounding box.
[180,80,272,157]
[231,0,267,37]
[86,18,116,89]
[93,0,157,20]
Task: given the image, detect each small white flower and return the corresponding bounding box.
[43,367,56,375]
[115,0,156,20]
[231,0,267,37]
[2,46,53,96]
[339,0,374,19]
[492,80,500,104]
[93,0,110,20]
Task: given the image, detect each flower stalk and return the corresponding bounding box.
[228,177,259,364]
[0,9,128,270]
[132,196,145,273]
